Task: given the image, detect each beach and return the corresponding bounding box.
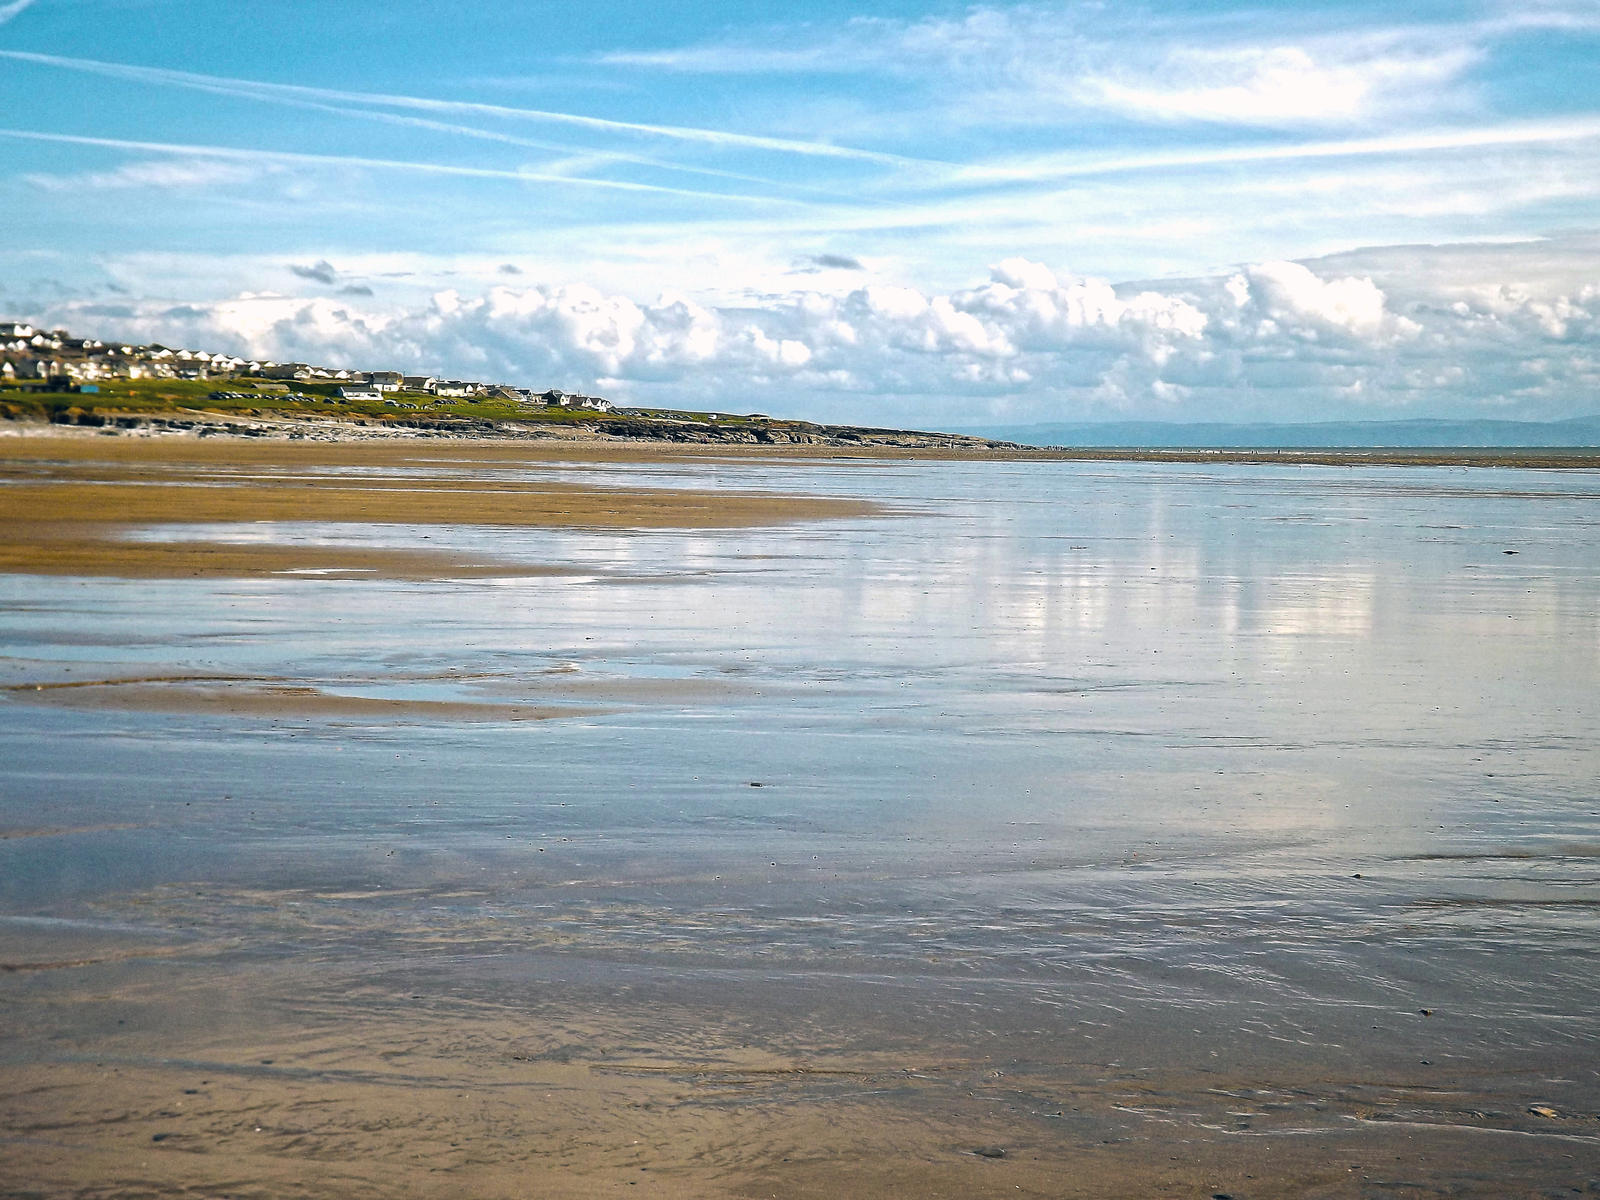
[3,431,1599,1198]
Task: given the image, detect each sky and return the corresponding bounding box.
[1,0,1598,427]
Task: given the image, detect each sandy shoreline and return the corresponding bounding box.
[0,433,873,723]
[0,432,882,581]
[5,427,1598,1198]
[4,428,1593,584]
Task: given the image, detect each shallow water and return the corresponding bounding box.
[4,456,1600,1193]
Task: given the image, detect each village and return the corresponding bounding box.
[0,320,614,413]
[0,318,1004,447]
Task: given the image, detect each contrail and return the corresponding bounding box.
[0,127,817,205]
[0,0,38,25]
[107,78,891,203]
[0,49,936,168]
[950,118,1600,187]
[0,48,853,197]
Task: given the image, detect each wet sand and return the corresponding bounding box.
[3,435,1598,1198]
[0,1041,1546,1200]
[0,433,880,580]
[6,910,1593,1200]
[2,671,755,721]
[3,677,598,722]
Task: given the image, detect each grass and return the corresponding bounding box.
[0,376,836,444]
[0,377,637,427]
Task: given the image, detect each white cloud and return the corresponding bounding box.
[1078,41,1480,126]
[17,240,1600,425]
[585,3,1556,132]
[1233,260,1419,342]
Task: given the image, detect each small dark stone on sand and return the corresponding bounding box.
[972,1146,1006,1159]
[151,1133,171,1143]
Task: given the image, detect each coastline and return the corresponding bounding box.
[8,410,1599,468]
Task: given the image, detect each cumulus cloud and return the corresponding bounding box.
[19,245,1600,423]
[1230,260,1420,342]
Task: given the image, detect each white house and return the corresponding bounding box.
[21,357,65,379]
[366,371,403,392]
[336,386,382,401]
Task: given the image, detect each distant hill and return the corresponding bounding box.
[956,415,1600,449]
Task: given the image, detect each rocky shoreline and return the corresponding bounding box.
[10,404,1025,450]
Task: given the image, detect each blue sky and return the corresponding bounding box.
[2,0,1598,426]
